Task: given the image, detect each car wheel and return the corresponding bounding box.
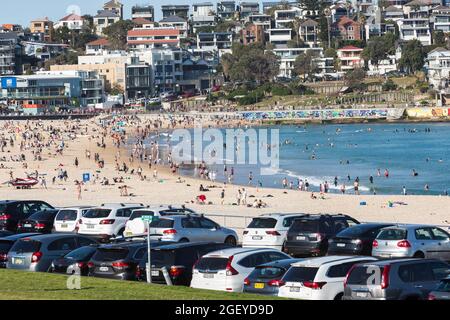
[413,251,425,259]
[179,238,189,243]
[334,293,344,301]
[225,236,237,246]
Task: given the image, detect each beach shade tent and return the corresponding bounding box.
[196,195,207,204]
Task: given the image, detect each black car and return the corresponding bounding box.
[0,200,54,232]
[17,209,60,234]
[243,258,303,296]
[284,214,360,257]
[327,223,395,256]
[88,241,172,281]
[0,233,41,268]
[50,245,99,276]
[136,242,233,286]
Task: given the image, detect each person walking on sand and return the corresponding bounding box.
[75,180,83,200]
[74,157,79,168]
[340,184,346,194]
[241,188,248,206]
[221,189,225,205]
[402,186,407,196]
[40,176,47,190]
[236,189,242,206]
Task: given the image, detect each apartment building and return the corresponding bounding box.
[103,0,124,20]
[127,28,181,50]
[268,28,292,48]
[337,45,364,71]
[431,6,450,33]
[197,32,233,55]
[274,7,303,29]
[0,33,20,76]
[94,10,121,36]
[217,1,236,20]
[335,16,362,41]
[242,23,266,45]
[30,17,53,42]
[398,0,432,45]
[144,48,184,94]
[85,38,112,55]
[192,2,217,33]
[299,19,319,48]
[126,56,152,99]
[273,47,324,78]
[159,16,189,38]
[161,5,190,20]
[238,2,260,20]
[426,47,450,89]
[54,14,85,31]
[131,5,155,22]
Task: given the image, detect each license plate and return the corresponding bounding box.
[61,224,68,228]
[356,292,369,298]
[151,271,160,277]
[87,225,95,229]
[254,283,265,289]
[99,267,109,272]
[24,224,32,228]
[296,236,307,241]
[252,236,263,240]
[337,243,346,247]
[13,257,24,265]
[203,273,214,279]
[290,287,300,292]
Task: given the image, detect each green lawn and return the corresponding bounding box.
[0,269,280,300]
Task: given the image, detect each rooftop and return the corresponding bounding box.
[59,13,84,22]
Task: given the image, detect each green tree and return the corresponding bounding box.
[293,51,319,80]
[362,33,396,68]
[433,30,446,47]
[399,39,426,74]
[318,14,330,47]
[103,20,134,50]
[344,68,366,91]
[54,26,71,44]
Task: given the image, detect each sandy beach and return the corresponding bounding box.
[0,115,449,239]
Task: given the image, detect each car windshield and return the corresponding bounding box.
[252,266,285,279]
[283,267,319,282]
[130,211,153,221]
[337,225,384,238]
[150,219,174,228]
[92,248,129,261]
[65,246,97,260]
[290,220,319,233]
[346,265,385,285]
[84,209,112,219]
[437,280,450,292]
[248,218,277,229]
[377,229,407,240]
[0,240,13,253]
[10,239,41,253]
[29,210,58,220]
[194,257,229,271]
[55,210,78,221]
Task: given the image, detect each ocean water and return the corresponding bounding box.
[131,123,450,196]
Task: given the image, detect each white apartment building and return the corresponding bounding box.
[54,14,85,31]
[337,45,364,71]
[274,7,303,29]
[368,47,402,76]
[192,2,217,33]
[426,47,450,89]
[398,0,432,45]
[273,47,324,78]
[268,28,292,48]
[432,6,450,33]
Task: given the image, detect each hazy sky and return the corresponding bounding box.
[0,0,223,26]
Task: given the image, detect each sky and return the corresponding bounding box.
[0,0,212,26]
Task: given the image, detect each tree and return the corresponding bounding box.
[103,20,134,50]
[362,32,397,68]
[433,30,446,47]
[344,68,366,91]
[44,50,82,70]
[399,39,426,74]
[301,0,322,11]
[293,51,319,80]
[318,14,329,47]
[54,26,71,44]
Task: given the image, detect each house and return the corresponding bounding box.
[368,47,402,76]
[103,0,123,20]
[274,7,303,29]
[131,5,155,22]
[238,2,260,20]
[268,28,292,48]
[272,47,324,78]
[132,18,155,29]
[398,0,432,45]
[426,47,450,90]
[161,5,190,20]
[86,38,111,55]
[247,14,272,30]
[126,57,152,100]
[159,16,189,38]
[299,19,319,48]
[192,2,217,34]
[384,5,404,22]
[94,10,121,36]
[30,17,54,42]
[196,32,233,56]
[242,23,266,45]
[337,45,364,71]
[127,28,181,51]
[0,33,21,76]
[54,13,85,31]
[217,1,236,20]
[22,41,68,61]
[335,16,362,41]
[431,6,450,33]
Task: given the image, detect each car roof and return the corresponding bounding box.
[58,206,93,210]
[99,241,147,249]
[153,242,227,251]
[380,224,442,230]
[291,256,377,268]
[203,247,279,258]
[98,203,145,209]
[355,258,442,267]
[0,200,47,204]
[1,233,41,241]
[256,213,307,219]
[18,233,85,242]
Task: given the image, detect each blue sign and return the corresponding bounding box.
[82,173,90,183]
[1,77,17,89]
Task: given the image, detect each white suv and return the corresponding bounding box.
[191,248,291,293]
[243,214,306,250]
[278,256,378,300]
[53,206,93,233]
[77,203,144,241]
[124,205,197,237]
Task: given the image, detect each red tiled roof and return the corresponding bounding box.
[127,29,180,36]
[128,39,179,45]
[87,38,111,46]
[60,13,83,22]
[339,45,363,51]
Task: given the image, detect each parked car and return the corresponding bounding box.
[50,245,99,276]
[124,206,197,237]
[191,248,291,292]
[136,242,233,285]
[343,258,450,300]
[372,225,450,261]
[7,234,97,272]
[243,259,303,296]
[88,240,170,281]
[328,223,395,256]
[53,207,93,233]
[243,214,306,250]
[77,203,145,241]
[0,200,54,232]
[284,214,360,257]
[0,233,41,268]
[16,209,60,234]
[149,215,238,245]
[428,276,450,300]
[278,256,378,300]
